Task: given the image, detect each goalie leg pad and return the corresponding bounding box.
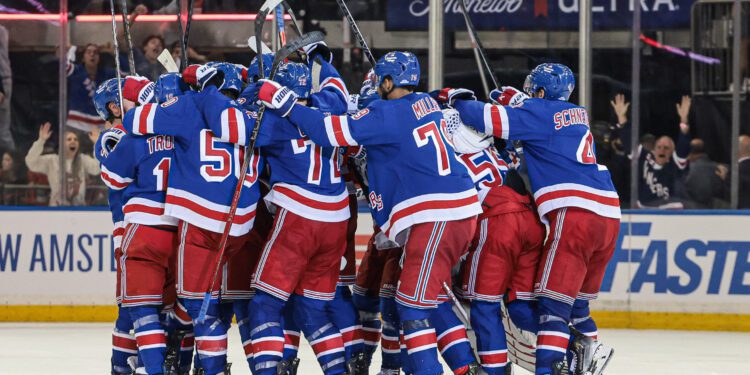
[535,297,572,375]
[248,291,286,375]
[431,302,474,372]
[128,306,167,375]
[470,300,509,374]
[292,295,347,375]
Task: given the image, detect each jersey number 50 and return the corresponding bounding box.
[199,129,260,187]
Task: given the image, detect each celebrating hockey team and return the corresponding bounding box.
[82,2,622,375]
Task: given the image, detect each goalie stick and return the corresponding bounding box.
[197,31,327,323]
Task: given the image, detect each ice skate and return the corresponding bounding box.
[346,352,368,375]
[276,358,300,375]
[569,331,613,375]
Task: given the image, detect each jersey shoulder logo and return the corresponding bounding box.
[352,108,370,120]
[160,97,179,108]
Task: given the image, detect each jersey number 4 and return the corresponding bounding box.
[199,129,260,187]
[413,120,451,176]
[577,130,597,165]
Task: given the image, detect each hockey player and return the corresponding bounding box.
[441,106,546,375]
[92,79,138,375]
[209,59,356,375]
[96,74,182,375]
[121,63,262,375]
[257,51,482,375]
[444,63,619,375]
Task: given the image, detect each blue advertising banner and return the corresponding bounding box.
[386,0,695,31]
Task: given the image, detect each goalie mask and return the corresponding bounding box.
[442,108,493,154]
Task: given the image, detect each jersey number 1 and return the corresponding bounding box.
[413,120,451,176]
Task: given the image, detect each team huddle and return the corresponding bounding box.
[91,36,620,375]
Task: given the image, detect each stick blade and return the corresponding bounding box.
[260,0,284,12]
[272,30,326,67]
[248,36,273,55]
[157,49,180,73]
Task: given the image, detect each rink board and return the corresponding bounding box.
[1,208,749,330]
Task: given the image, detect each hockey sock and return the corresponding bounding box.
[352,293,381,365]
[396,303,443,375]
[232,299,254,371]
[570,299,598,340]
[507,299,539,333]
[326,285,364,361]
[535,297,572,375]
[379,296,402,371]
[183,299,232,375]
[248,291,286,375]
[112,305,138,375]
[172,301,195,374]
[431,302,474,372]
[292,295,347,375]
[469,300,508,375]
[128,305,167,375]
[282,299,301,360]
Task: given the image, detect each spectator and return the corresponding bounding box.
[611,93,691,209]
[118,5,166,81]
[1,150,27,204]
[739,135,750,208]
[25,122,100,206]
[0,25,14,151]
[169,41,208,69]
[682,138,728,208]
[65,44,116,135]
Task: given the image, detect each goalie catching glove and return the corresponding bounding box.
[442,108,492,154]
[258,79,298,117]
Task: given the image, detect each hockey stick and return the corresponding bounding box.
[248,36,273,55]
[183,0,195,67]
[457,0,498,93]
[176,0,185,70]
[197,31,327,323]
[157,49,179,73]
[108,0,124,115]
[335,0,376,66]
[119,0,137,75]
[443,281,472,330]
[280,0,303,37]
[254,0,283,74]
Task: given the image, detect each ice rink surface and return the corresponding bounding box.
[1,323,749,375]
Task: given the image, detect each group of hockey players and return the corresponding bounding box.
[91,28,620,375]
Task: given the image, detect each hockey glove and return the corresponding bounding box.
[258,79,298,117]
[98,127,126,159]
[436,87,476,107]
[490,86,529,107]
[302,41,333,64]
[182,64,222,91]
[122,76,155,105]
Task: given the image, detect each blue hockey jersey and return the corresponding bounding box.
[94,129,126,248]
[286,93,482,240]
[67,64,114,131]
[454,98,620,221]
[123,90,263,236]
[99,132,178,227]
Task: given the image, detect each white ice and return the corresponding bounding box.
[1,323,748,375]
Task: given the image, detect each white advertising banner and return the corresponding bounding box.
[2,209,750,317]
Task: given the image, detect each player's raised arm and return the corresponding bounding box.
[309,57,349,114]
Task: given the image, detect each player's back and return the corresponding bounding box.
[125,91,263,236]
[504,98,619,219]
[100,133,177,226]
[364,93,480,238]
